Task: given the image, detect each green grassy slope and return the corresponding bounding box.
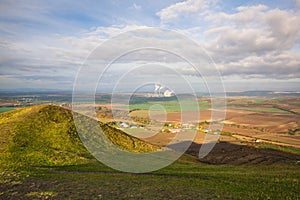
[0,105,157,168]
[0,106,300,199]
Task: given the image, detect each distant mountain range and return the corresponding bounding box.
[226,91,300,96]
[0,89,300,96]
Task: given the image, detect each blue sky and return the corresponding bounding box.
[0,0,300,92]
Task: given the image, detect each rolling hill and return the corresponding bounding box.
[0,105,300,199]
[0,104,158,168]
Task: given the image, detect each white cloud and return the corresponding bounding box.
[206,5,300,51]
[219,51,300,79]
[236,4,268,12]
[1,1,299,91]
[201,4,300,79]
[0,25,163,90]
[157,0,207,22]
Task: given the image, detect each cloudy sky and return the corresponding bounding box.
[0,0,300,92]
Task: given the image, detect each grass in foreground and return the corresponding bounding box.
[0,158,299,200]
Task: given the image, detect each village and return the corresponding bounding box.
[114,121,220,135]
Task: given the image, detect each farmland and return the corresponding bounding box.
[0,93,299,199]
[117,100,210,112]
[0,107,15,113]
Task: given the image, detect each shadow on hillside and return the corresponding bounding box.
[167,141,300,165]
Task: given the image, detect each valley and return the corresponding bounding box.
[0,93,299,199]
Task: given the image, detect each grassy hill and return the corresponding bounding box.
[0,105,300,199]
[0,104,157,168]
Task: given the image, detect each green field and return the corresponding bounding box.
[0,107,15,113]
[258,144,300,154]
[232,107,289,113]
[253,99,267,103]
[294,103,300,107]
[119,100,210,112]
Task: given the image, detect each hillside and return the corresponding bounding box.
[1,105,300,199]
[0,105,157,167]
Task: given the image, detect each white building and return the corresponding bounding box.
[120,122,129,128]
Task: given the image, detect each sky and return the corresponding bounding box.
[0,0,300,92]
